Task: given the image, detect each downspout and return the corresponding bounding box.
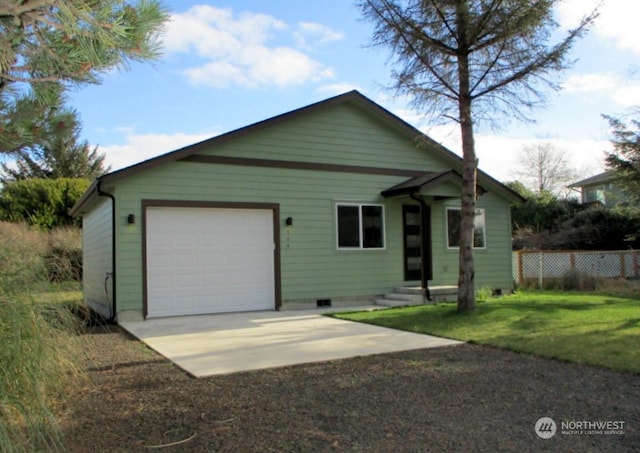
[97,178,117,322]
[410,193,432,301]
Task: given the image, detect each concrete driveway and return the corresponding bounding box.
[120,307,462,378]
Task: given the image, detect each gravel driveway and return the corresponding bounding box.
[60,325,639,452]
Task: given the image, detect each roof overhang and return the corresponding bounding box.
[381,170,487,199]
[70,90,525,216]
[568,171,614,189]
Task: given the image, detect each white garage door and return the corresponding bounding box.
[145,207,275,317]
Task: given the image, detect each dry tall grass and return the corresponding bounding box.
[0,222,84,452]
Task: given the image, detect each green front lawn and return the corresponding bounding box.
[333,291,640,374]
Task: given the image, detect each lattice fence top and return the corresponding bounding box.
[513,250,640,283]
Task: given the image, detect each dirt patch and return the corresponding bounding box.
[60,325,639,452]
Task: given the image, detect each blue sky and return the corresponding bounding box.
[68,0,640,185]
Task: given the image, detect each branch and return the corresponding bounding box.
[426,0,458,46]
[467,0,503,45]
[363,0,459,98]
[366,0,457,54]
[469,40,507,95]
[0,0,52,18]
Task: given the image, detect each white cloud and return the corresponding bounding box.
[163,5,336,88]
[560,72,640,107]
[100,130,217,171]
[557,0,640,54]
[295,22,344,49]
[611,83,640,108]
[417,124,607,183]
[555,0,601,29]
[562,73,617,93]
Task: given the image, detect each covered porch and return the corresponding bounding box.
[381,170,486,303]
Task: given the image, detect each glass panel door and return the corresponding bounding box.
[403,205,422,281]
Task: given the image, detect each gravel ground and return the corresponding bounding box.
[60,325,639,452]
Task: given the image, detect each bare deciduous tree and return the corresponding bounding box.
[515,142,577,196]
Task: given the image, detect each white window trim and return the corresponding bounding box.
[446,207,487,250]
[336,203,386,250]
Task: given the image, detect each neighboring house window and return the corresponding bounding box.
[336,204,385,249]
[446,207,486,249]
[585,186,605,204]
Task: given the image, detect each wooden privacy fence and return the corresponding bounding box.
[512,250,640,285]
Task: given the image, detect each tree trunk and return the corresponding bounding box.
[456,1,477,312]
[458,102,477,311]
[457,98,477,311]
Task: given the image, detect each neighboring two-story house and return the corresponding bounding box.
[569,171,629,207]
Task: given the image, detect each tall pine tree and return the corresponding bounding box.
[1,93,109,181]
[0,0,167,153]
[605,114,640,205]
[359,0,597,311]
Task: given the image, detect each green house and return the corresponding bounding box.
[71,91,521,322]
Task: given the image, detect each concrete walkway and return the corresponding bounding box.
[120,307,462,378]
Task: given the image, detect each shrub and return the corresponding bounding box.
[519,271,600,291]
[559,270,598,291]
[475,285,494,301]
[0,178,89,229]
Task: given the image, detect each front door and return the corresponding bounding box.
[403,205,422,281]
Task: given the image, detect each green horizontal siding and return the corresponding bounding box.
[82,198,112,316]
[96,101,515,315]
[201,103,450,172]
[115,163,413,309]
[430,194,514,289]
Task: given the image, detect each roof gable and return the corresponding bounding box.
[71,90,523,215]
[95,90,459,184]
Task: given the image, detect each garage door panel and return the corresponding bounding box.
[146,207,275,317]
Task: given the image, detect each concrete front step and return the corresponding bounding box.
[384,293,425,304]
[375,298,418,308]
[376,285,458,307]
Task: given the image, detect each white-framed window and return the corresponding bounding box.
[585,186,606,204]
[446,207,486,249]
[336,203,385,250]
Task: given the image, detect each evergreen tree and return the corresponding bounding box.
[0,0,168,153]
[605,114,640,205]
[1,99,109,181]
[358,0,597,311]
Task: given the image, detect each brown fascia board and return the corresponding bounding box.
[72,90,524,215]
